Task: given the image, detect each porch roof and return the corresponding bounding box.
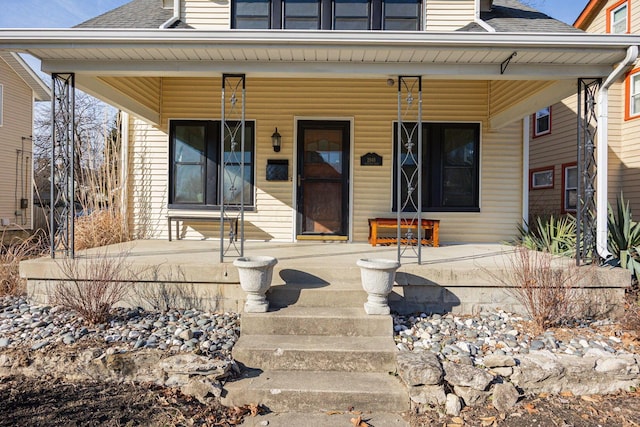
[0,30,639,80]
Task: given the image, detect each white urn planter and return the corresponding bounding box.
[233,256,278,313]
[357,258,401,315]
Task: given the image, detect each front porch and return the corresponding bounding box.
[21,241,630,316]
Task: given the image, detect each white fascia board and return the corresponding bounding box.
[489,80,577,129]
[1,30,640,54]
[75,75,160,126]
[41,59,615,80]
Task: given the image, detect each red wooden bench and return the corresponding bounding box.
[368,218,440,247]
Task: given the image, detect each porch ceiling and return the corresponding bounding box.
[1,30,639,80]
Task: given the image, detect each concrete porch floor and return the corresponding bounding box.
[21,240,631,315]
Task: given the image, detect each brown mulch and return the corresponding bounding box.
[410,390,640,427]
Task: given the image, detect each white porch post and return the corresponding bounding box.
[522,115,530,230]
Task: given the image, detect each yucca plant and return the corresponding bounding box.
[518,214,577,256]
[607,194,640,277]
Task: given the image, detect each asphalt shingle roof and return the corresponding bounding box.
[74,0,192,29]
[481,0,582,33]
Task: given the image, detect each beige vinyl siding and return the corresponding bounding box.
[621,71,640,213]
[128,77,523,243]
[489,80,553,118]
[425,0,475,31]
[182,0,230,29]
[99,77,161,112]
[0,58,33,230]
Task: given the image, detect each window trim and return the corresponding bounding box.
[533,106,551,137]
[392,121,481,213]
[529,166,554,190]
[607,0,630,34]
[0,84,3,127]
[231,0,423,30]
[168,119,256,210]
[561,162,577,214]
[625,67,640,120]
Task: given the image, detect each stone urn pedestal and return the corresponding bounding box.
[233,256,278,313]
[357,258,401,315]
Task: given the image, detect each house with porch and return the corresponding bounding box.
[4,0,639,413]
[529,0,640,229]
[1,0,635,256]
[0,52,49,237]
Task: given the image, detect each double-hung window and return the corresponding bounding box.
[534,107,551,136]
[232,0,422,30]
[393,122,480,212]
[608,0,629,34]
[627,69,640,119]
[169,120,255,208]
[562,163,577,213]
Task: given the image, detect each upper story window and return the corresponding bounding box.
[607,0,630,34]
[0,84,3,127]
[626,68,640,120]
[232,0,423,30]
[533,106,551,137]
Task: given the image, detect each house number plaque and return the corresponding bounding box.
[360,152,383,166]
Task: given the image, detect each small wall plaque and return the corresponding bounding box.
[360,152,383,166]
[266,159,289,181]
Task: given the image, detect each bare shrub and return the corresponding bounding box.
[0,229,49,297]
[52,251,136,325]
[491,246,586,332]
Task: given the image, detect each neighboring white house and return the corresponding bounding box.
[0,52,50,233]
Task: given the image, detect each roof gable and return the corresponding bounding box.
[75,0,192,29]
[481,0,582,33]
[0,52,50,101]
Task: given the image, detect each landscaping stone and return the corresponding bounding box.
[445,393,461,416]
[443,361,494,390]
[492,382,520,412]
[397,351,443,386]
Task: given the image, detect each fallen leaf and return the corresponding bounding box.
[581,395,600,403]
[248,403,260,417]
[581,414,590,420]
[480,415,496,427]
[447,424,464,427]
[326,410,343,415]
[524,403,538,414]
[351,410,363,415]
[538,392,550,399]
[351,416,362,426]
[560,391,574,398]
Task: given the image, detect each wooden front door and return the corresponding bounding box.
[296,120,350,238]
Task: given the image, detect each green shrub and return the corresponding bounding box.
[518,214,576,256]
[607,194,640,277]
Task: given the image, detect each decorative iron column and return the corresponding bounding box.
[220,74,246,262]
[396,76,423,264]
[576,78,601,265]
[50,73,76,259]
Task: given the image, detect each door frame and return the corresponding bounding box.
[292,117,354,242]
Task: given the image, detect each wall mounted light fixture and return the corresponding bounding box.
[271,127,282,152]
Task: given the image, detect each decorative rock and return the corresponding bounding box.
[445,393,462,416]
[443,362,494,391]
[492,382,520,412]
[483,354,516,368]
[453,385,490,407]
[492,367,514,377]
[0,338,10,348]
[397,351,443,386]
[180,378,223,404]
[408,384,446,406]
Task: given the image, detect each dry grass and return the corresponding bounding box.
[51,251,136,325]
[0,229,48,297]
[74,209,128,251]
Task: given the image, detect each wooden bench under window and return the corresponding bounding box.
[368,218,440,247]
[167,215,238,242]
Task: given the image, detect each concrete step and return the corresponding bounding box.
[238,411,409,426]
[221,370,409,413]
[240,307,392,337]
[233,335,397,372]
[267,282,366,308]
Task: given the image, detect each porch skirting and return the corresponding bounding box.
[21,241,630,317]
